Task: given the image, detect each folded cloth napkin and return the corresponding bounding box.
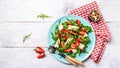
[68,1,111,63]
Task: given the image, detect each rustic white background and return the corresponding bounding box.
[0,0,120,68]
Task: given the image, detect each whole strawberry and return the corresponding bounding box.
[34,47,44,53]
[34,46,45,59]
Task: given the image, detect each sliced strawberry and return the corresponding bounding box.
[64,48,72,53]
[37,53,45,58]
[77,38,82,42]
[85,30,88,34]
[70,44,77,49]
[61,29,68,34]
[75,39,80,47]
[81,27,86,32]
[69,31,76,35]
[64,35,69,40]
[76,19,81,26]
[66,21,72,25]
[78,31,85,36]
[57,32,61,39]
[60,42,65,48]
[34,47,44,53]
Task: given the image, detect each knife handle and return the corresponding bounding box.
[65,57,77,66]
[66,56,84,66]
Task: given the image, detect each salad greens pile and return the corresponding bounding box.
[51,18,92,58]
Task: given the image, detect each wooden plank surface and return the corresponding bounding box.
[0,44,120,68]
[0,22,53,48]
[0,21,120,68]
[0,0,120,68]
[0,21,120,48]
[0,0,120,21]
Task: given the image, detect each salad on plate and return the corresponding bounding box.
[51,18,92,58]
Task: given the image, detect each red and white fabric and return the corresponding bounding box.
[69,1,111,63]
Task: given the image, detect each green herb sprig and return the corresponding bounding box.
[37,14,52,19]
[23,32,32,43]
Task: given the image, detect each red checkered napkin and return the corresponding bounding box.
[68,1,111,63]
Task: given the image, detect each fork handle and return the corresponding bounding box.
[66,57,77,66]
[66,56,84,66]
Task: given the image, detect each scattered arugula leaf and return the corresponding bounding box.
[37,14,52,19]
[23,32,32,43]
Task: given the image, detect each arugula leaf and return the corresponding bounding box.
[68,34,74,38]
[23,32,32,43]
[66,18,72,23]
[66,52,72,56]
[65,39,74,49]
[37,14,52,19]
[83,49,89,53]
[56,47,64,53]
[51,33,58,43]
[71,19,76,25]
[66,18,77,25]
[71,52,77,58]
[62,22,68,29]
[83,26,93,33]
[77,48,81,56]
[55,23,60,35]
[81,36,90,45]
[61,37,65,42]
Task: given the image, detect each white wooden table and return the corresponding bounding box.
[0,0,120,68]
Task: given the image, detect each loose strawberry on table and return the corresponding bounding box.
[37,53,45,58]
[34,46,45,59]
[34,47,44,53]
